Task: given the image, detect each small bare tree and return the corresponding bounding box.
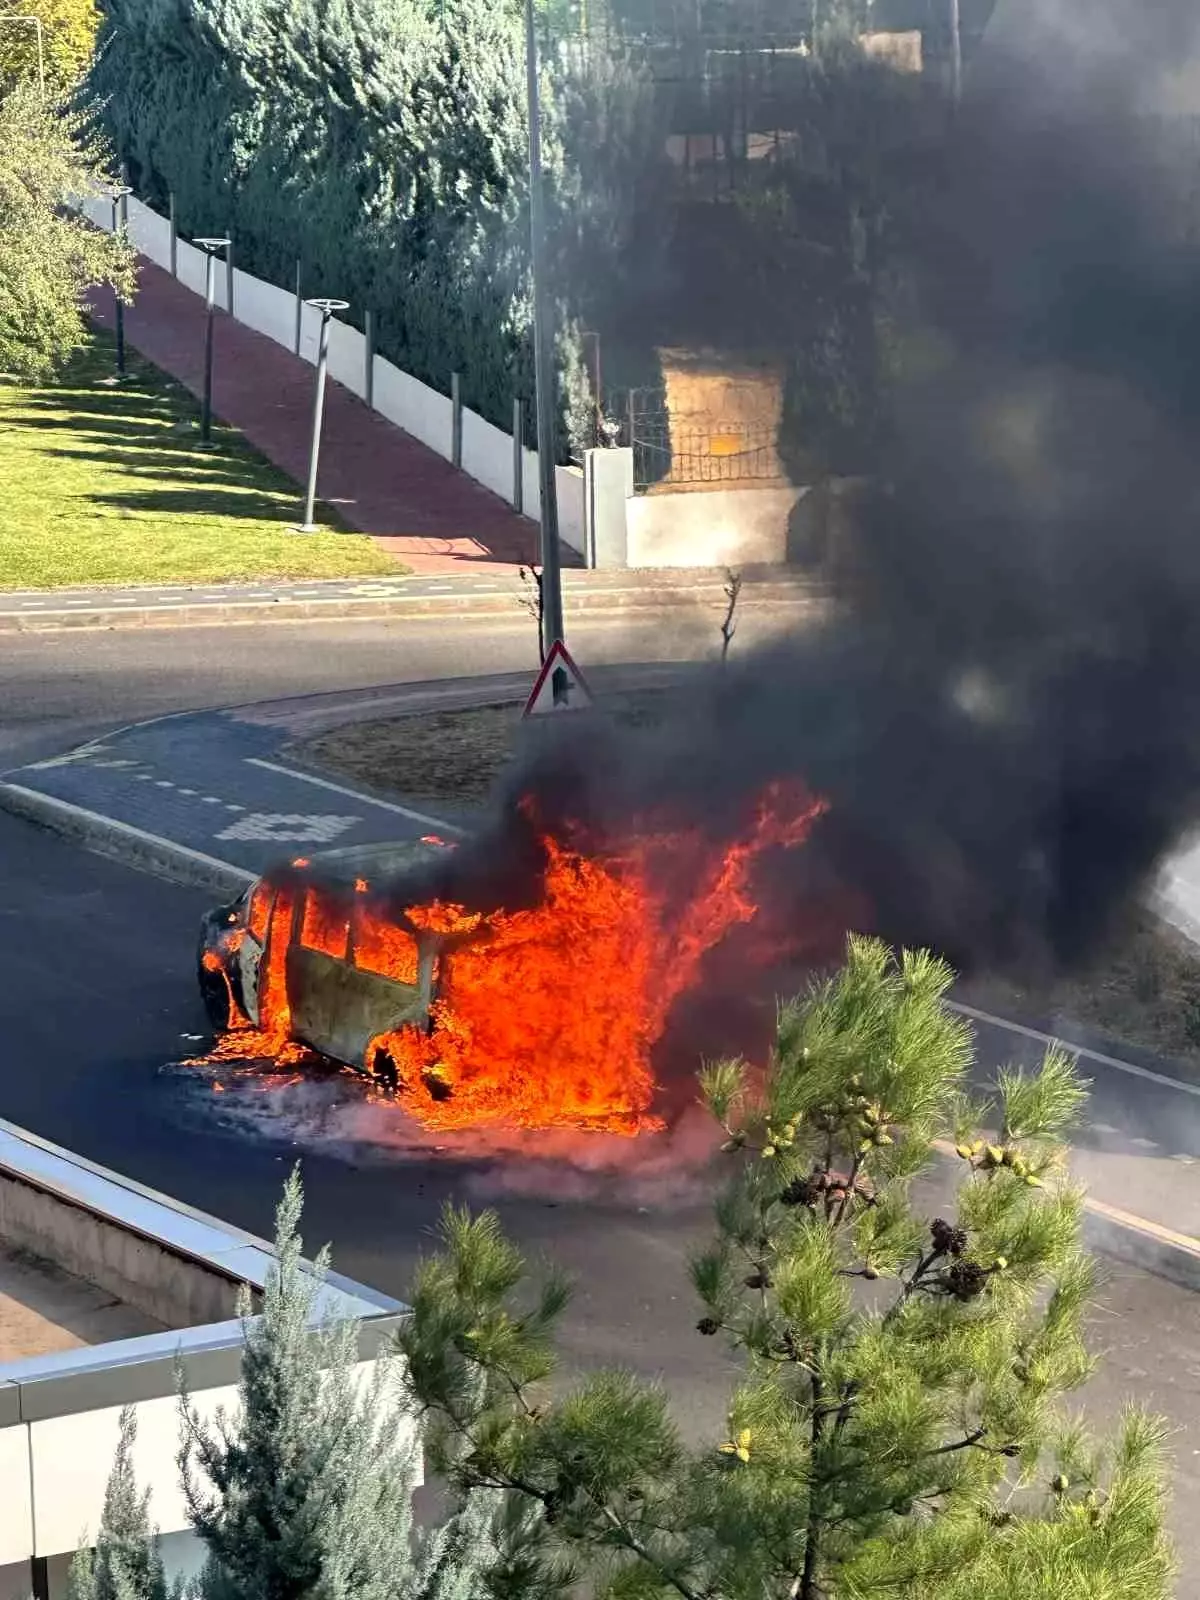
[519,565,545,664]
[720,568,743,665]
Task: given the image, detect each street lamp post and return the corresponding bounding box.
[300,298,349,531]
[194,238,230,444]
[523,0,565,653]
[110,186,132,378]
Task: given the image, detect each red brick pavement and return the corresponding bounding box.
[91,259,546,575]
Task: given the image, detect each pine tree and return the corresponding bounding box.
[398,936,1176,1600]
[0,82,135,380]
[69,1408,171,1600]
[179,1168,502,1600]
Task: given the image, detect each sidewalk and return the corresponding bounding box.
[89,260,548,576]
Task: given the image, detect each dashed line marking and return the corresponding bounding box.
[200,796,223,805]
[1172,1153,1198,1165]
[134,774,154,782]
[1129,1135,1162,1150]
[178,787,197,796]
[154,780,175,789]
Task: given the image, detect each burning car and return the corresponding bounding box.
[198,838,457,1090]
[197,787,833,1137]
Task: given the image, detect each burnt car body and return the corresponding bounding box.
[198,839,451,1083]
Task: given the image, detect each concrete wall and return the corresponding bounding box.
[625,485,806,569]
[83,195,586,553]
[0,1170,245,1330]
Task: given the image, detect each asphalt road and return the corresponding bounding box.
[0,607,770,771]
[0,807,1196,1571]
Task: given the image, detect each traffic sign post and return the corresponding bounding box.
[523,640,594,718]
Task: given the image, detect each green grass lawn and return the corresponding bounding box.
[0,338,403,588]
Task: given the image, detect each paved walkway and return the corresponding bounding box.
[89,260,548,576]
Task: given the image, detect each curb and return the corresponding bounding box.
[0,583,825,635]
[1081,1198,1200,1290]
[0,783,254,897]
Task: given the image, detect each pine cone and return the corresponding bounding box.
[931,1218,968,1257]
[744,1270,773,1290]
[946,1259,988,1302]
[780,1174,823,1208]
[696,1316,721,1336]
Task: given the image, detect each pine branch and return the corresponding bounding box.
[799,1369,826,1600]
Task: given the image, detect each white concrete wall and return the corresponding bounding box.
[461,409,514,501]
[372,357,453,457]
[27,1385,237,1556]
[327,319,368,401]
[84,197,587,555]
[625,485,804,569]
[0,1359,412,1563]
[234,268,295,350]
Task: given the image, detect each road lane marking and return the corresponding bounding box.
[245,757,467,835]
[949,999,1200,1100]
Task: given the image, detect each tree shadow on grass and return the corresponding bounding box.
[89,486,296,523]
[44,444,297,494]
[14,412,192,440]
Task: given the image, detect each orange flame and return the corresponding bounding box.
[199,783,828,1135]
[369,782,825,1135]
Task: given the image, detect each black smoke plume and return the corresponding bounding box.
[387,7,1200,981]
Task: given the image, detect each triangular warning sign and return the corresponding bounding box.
[523,639,594,718]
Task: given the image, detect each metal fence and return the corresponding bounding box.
[610,386,784,490]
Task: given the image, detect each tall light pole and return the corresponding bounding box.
[300,298,348,531]
[524,0,565,653]
[110,186,132,378]
[194,238,230,444]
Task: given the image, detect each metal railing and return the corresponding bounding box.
[612,385,784,490]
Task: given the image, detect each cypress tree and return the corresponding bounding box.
[69,1408,171,1600]
[179,1169,501,1600]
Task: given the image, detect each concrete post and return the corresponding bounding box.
[168,192,177,277]
[224,239,234,318]
[512,398,525,513]
[583,446,632,569]
[364,310,375,409]
[450,372,462,468]
[293,262,303,356]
